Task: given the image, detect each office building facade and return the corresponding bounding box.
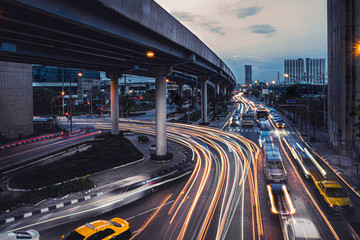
[33,65,101,105]
[305,58,326,84]
[328,0,360,155]
[284,58,326,84]
[245,65,252,85]
[284,58,304,84]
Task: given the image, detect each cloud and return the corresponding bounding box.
[245,24,277,36]
[236,5,264,19]
[172,11,226,36]
[172,11,197,22]
[201,21,226,36]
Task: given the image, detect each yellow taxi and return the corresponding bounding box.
[315,180,353,215]
[61,218,131,240]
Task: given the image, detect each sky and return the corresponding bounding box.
[154,0,327,84]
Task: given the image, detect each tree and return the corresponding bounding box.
[309,98,323,140]
[351,101,360,139]
[88,86,106,115]
[249,88,260,99]
[33,87,62,115]
[142,89,156,106]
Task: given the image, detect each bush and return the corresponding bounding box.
[138,135,149,143]
[150,152,174,161]
[0,178,94,212]
[9,132,142,189]
[0,131,8,144]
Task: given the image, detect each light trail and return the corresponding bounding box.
[130,194,173,240]
[276,131,340,239]
[114,120,261,240]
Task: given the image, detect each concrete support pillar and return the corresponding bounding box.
[215,82,220,96]
[199,75,210,124]
[178,81,184,98]
[151,66,173,156]
[0,61,33,140]
[106,72,122,135]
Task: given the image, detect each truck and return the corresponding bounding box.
[241,113,254,127]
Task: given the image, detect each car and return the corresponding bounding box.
[264,148,287,183]
[275,120,285,128]
[259,121,271,131]
[257,117,267,127]
[314,180,353,215]
[266,184,295,216]
[231,115,239,126]
[283,217,321,240]
[241,113,254,127]
[272,116,282,122]
[270,113,280,120]
[61,218,131,240]
[259,133,273,150]
[0,229,40,240]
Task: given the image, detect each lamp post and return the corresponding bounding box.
[320,73,326,131]
[61,65,65,115]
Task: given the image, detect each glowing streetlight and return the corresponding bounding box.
[78,72,83,77]
[61,91,65,96]
[255,81,258,84]
[284,73,289,78]
[266,82,269,85]
[166,78,170,83]
[146,51,155,58]
[272,81,276,84]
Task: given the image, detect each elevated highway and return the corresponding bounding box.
[0,0,236,155]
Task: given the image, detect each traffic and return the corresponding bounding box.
[229,93,359,239]
[0,93,359,239]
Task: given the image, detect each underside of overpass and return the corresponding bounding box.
[0,0,236,155]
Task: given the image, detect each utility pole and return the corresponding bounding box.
[306,73,310,136]
[322,73,326,131]
[61,65,65,115]
[69,76,72,133]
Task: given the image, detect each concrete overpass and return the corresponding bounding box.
[0,0,236,156]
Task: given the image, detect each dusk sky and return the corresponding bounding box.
[155,0,327,84]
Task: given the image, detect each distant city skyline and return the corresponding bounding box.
[155,0,327,83]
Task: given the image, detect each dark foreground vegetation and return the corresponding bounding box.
[1,132,143,212]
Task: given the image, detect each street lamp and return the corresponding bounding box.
[319,73,327,131]
[146,51,155,58]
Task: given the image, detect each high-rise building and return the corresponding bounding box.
[328,0,360,155]
[245,65,252,85]
[305,58,326,84]
[33,65,101,105]
[284,58,304,84]
[284,58,326,84]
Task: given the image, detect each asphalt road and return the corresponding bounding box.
[1,99,359,239]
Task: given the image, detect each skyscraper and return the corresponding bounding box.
[305,58,326,84]
[284,58,304,84]
[328,0,360,155]
[284,58,326,84]
[245,65,252,85]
